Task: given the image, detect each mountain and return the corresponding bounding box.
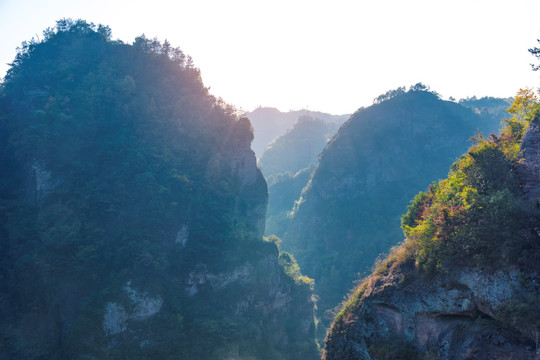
[458,96,512,122]
[265,165,315,238]
[282,87,507,338]
[260,115,341,179]
[324,93,540,360]
[0,20,318,360]
[260,115,342,238]
[246,107,348,158]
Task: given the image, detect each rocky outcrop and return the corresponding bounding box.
[324,264,538,360]
[31,161,59,202]
[185,263,252,296]
[175,225,189,247]
[230,146,258,186]
[103,303,129,335]
[184,253,316,350]
[227,117,259,186]
[103,282,163,336]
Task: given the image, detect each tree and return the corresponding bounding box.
[530,38,540,71]
[507,88,538,120]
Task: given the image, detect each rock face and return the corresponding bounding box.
[323,264,537,360]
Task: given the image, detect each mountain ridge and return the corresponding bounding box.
[323,91,540,360]
[0,19,318,360]
[281,88,508,341]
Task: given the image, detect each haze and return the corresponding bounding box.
[1,0,539,114]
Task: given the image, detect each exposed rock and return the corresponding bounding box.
[103,282,163,336]
[184,254,316,351]
[124,282,163,321]
[228,117,258,186]
[175,225,189,247]
[103,303,128,336]
[185,264,210,296]
[458,269,520,317]
[231,146,258,186]
[324,265,537,360]
[185,263,254,295]
[31,161,59,202]
[209,264,252,289]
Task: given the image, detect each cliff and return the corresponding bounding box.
[0,20,317,360]
[324,100,540,360]
[282,89,506,338]
[324,264,538,360]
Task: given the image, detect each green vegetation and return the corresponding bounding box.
[0,19,317,359]
[282,86,507,338]
[265,165,314,238]
[278,250,314,288]
[260,116,341,238]
[260,116,339,178]
[399,89,540,273]
[458,96,512,122]
[332,90,540,352]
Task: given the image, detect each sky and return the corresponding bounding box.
[0,0,539,115]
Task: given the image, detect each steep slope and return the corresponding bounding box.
[0,20,317,360]
[260,116,341,237]
[246,107,348,158]
[259,115,340,179]
[265,165,315,238]
[324,94,540,360]
[283,88,505,335]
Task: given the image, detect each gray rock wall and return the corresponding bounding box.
[324,266,537,360]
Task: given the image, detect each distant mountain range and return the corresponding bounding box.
[246,107,349,158]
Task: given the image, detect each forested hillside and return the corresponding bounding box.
[282,86,506,338]
[246,107,348,158]
[0,20,318,360]
[324,89,540,360]
[260,116,342,237]
[260,115,340,179]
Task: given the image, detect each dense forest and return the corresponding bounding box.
[260,115,341,238]
[0,20,318,359]
[324,88,540,360]
[280,87,509,340]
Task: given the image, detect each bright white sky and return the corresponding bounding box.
[1,0,539,114]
